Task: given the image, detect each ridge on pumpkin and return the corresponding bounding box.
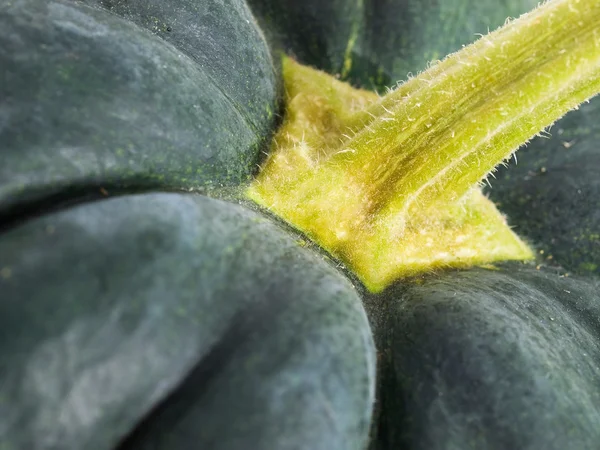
[247,0,600,292]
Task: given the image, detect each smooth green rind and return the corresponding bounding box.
[248,0,600,292]
[83,0,277,136]
[0,193,375,450]
[364,263,600,449]
[245,0,364,78]
[0,0,278,222]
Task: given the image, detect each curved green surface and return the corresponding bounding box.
[0,0,278,221]
[0,193,375,450]
[365,263,600,449]
[2,0,600,449]
[84,0,278,136]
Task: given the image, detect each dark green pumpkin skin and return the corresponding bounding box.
[0,193,375,450]
[83,0,278,134]
[0,0,277,223]
[246,0,364,79]
[364,263,600,449]
[2,0,600,449]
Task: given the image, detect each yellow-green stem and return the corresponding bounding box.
[248,0,600,292]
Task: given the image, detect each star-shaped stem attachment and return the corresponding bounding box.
[248,0,600,292]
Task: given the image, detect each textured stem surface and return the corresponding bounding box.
[248,0,600,292]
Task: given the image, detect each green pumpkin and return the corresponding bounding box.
[1,1,600,450]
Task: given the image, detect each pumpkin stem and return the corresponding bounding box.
[247,0,600,292]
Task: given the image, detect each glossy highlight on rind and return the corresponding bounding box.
[247,0,600,292]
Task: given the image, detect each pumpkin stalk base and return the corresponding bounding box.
[247,0,600,292]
